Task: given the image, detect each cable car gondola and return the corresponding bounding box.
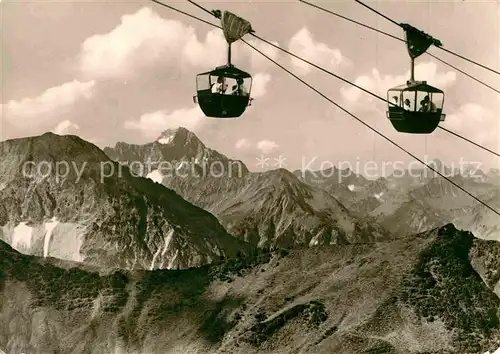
[386,24,446,134]
[387,81,445,134]
[193,10,254,118]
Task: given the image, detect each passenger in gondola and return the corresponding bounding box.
[211,76,227,94]
[404,98,412,110]
[419,95,437,112]
[231,78,248,96]
[428,96,437,112]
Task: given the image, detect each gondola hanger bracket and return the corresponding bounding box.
[400,23,442,48]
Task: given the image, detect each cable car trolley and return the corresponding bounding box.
[193,10,255,118]
[386,23,446,134]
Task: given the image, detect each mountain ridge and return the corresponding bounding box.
[0,132,254,270]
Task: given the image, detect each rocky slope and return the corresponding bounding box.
[104,128,391,248]
[0,132,252,270]
[173,168,391,248]
[1,224,500,353]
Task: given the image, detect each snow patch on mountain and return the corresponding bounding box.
[43,217,59,257]
[150,229,175,270]
[374,192,384,201]
[309,238,320,247]
[158,136,173,145]
[167,249,179,269]
[161,229,175,268]
[150,243,163,271]
[146,169,163,184]
[3,220,87,262]
[12,222,34,250]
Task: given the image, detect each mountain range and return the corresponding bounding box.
[104,128,393,249]
[293,155,499,240]
[2,128,496,273]
[105,127,499,244]
[1,128,500,353]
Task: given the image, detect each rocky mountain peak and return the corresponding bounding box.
[0,132,109,165]
[156,127,204,149]
[263,168,299,182]
[0,133,111,183]
[258,168,312,196]
[106,127,250,179]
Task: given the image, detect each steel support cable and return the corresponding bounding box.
[151,0,500,216]
[158,0,500,157]
[354,0,500,76]
[298,0,500,95]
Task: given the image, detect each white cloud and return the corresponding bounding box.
[146,170,163,184]
[340,62,456,107]
[182,28,227,68]
[251,73,272,98]
[288,27,345,75]
[79,7,222,79]
[78,7,271,80]
[245,38,280,69]
[444,103,498,146]
[1,81,95,128]
[52,120,80,135]
[235,138,251,149]
[257,139,279,153]
[124,106,205,139]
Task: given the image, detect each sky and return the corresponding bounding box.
[1,0,499,177]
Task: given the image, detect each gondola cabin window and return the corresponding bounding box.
[196,74,210,92]
[208,75,251,96]
[390,89,444,113]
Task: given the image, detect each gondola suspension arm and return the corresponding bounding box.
[354,0,500,76]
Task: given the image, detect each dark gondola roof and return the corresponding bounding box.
[197,64,252,79]
[388,80,444,93]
